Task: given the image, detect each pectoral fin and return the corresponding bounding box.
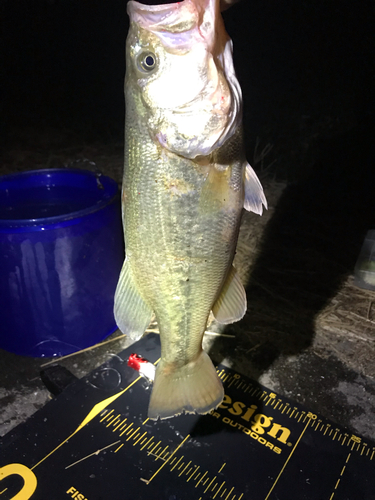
[244,162,268,215]
[212,265,247,324]
[114,259,153,340]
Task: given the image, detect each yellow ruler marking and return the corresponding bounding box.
[139,437,148,447]
[105,414,116,425]
[195,471,208,487]
[109,415,121,427]
[149,440,162,454]
[218,463,226,473]
[238,493,244,500]
[31,376,143,471]
[119,423,131,437]
[179,461,191,477]
[225,487,234,499]
[119,420,129,431]
[329,452,351,500]
[99,409,114,422]
[113,418,127,432]
[297,412,305,422]
[140,438,153,451]
[171,457,184,472]
[134,432,147,446]
[213,481,225,498]
[125,423,135,436]
[187,466,200,482]
[204,476,217,493]
[126,426,140,441]
[144,434,190,484]
[114,443,124,453]
[156,445,169,460]
[146,438,156,450]
[142,417,149,425]
[264,417,312,499]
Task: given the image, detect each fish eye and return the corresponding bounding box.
[137,52,157,73]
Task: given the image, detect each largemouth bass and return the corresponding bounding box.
[114,0,267,419]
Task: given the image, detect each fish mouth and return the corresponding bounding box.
[128,0,200,34]
[128,0,217,51]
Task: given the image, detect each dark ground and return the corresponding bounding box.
[1,0,375,443]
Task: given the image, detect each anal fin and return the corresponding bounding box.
[114,259,153,340]
[212,265,247,324]
[244,162,268,215]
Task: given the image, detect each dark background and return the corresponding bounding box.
[1,0,374,179]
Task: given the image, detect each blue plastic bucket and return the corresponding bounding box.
[0,168,124,357]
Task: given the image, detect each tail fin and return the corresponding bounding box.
[148,351,224,420]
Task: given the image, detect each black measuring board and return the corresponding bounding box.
[0,333,374,500]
